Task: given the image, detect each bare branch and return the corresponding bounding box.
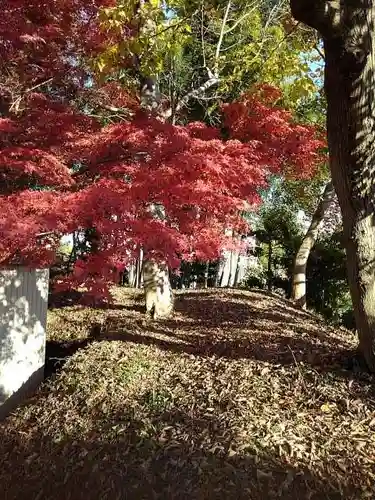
[9,78,53,112]
[197,94,222,100]
[262,1,281,35]
[214,0,232,72]
[163,0,234,120]
[92,103,135,121]
[162,74,219,119]
[164,0,285,121]
[35,231,56,238]
[146,11,198,40]
[263,20,301,60]
[201,0,206,68]
[223,4,257,35]
[220,38,246,52]
[98,103,131,114]
[314,43,325,60]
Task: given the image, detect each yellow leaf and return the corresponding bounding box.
[320,402,336,413]
[97,59,106,73]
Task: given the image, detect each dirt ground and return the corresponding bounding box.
[1,287,374,499]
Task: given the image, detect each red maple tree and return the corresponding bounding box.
[0,2,326,300]
[0,0,116,115]
[0,87,325,299]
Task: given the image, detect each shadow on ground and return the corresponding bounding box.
[45,321,103,377]
[45,288,374,401]
[0,408,347,500]
[100,289,374,402]
[104,291,361,369]
[48,288,145,310]
[1,288,373,499]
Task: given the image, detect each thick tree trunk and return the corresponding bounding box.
[142,260,174,319]
[218,230,242,287]
[134,3,174,305]
[291,1,375,371]
[235,253,251,286]
[291,181,335,308]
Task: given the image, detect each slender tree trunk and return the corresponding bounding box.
[291,181,335,308]
[228,250,235,287]
[227,232,241,288]
[129,260,137,287]
[229,250,238,287]
[267,240,272,291]
[134,259,140,288]
[215,258,224,286]
[291,1,375,371]
[204,261,209,288]
[233,256,241,287]
[134,247,143,288]
[135,259,141,288]
[220,251,232,286]
[66,232,77,274]
[184,263,192,288]
[235,254,248,286]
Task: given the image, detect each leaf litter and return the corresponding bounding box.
[0,287,374,499]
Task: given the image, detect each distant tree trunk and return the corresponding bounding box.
[291,1,375,371]
[119,270,127,286]
[135,247,143,288]
[179,265,185,288]
[66,232,77,274]
[291,181,335,308]
[220,251,232,286]
[233,257,241,287]
[204,261,209,288]
[228,251,235,287]
[267,240,272,291]
[234,254,249,286]
[128,251,143,289]
[184,263,192,288]
[215,258,224,286]
[228,249,239,287]
[134,261,140,288]
[128,260,136,287]
[217,229,243,287]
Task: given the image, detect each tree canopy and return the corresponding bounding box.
[0,0,327,302]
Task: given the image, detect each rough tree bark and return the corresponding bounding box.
[291,181,335,308]
[290,1,375,371]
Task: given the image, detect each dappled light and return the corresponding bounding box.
[0,269,48,417]
[106,289,357,368]
[1,288,374,499]
[3,0,375,498]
